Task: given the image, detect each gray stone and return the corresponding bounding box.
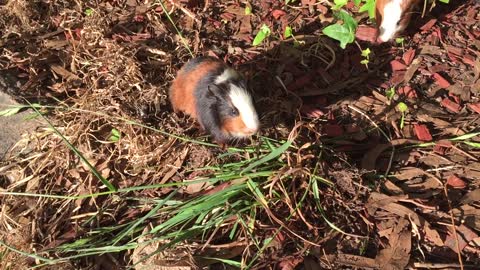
[0,91,40,160]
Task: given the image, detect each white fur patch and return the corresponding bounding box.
[228,84,259,134]
[379,0,403,42]
[215,68,239,84]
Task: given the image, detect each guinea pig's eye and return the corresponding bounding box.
[230,107,239,116]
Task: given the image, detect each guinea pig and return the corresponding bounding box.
[169,56,260,144]
[376,0,420,42]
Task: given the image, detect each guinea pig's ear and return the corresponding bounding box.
[207,84,223,99]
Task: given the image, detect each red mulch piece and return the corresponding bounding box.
[414,124,433,141]
[463,54,476,66]
[445,225,478,253]
[437,140,453,148]
[345,124,360,134]
[420,19,437,31]
[323,124,344,137]
[449,93,461,104]
[398,86,418,99]
[447,52,461,63]
[390,60,407,71]
[390,71,406,85]
[272,9,286,20]
[468,103,480,114]
[287,73,312,91]
[433,73,451,88]
[355,25,378,43]
[433,145,447,155]
[446,46,464,56]
[300,105,324,118]
[441,98,462,113]
[447,175,467,189]
[402,48,415,66]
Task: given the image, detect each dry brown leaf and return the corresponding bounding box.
[392,167,426,180]
[361,139,421,171]
[160,148,189,184]
[375,218,411,270]
[367,193,443,246]
[460,189,480,204]
[324,254,379,269]
[444,224,478,253]
[451,205,480,231]
[132,227,194,270]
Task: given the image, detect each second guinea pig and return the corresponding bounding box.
[376,0,420,42]
[169,56,260,144]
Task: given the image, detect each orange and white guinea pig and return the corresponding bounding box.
[169,56,260,144]
[376,0,420,42]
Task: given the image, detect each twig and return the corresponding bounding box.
[169,0,200,23]
[414,262,476,269]
[443,183,464,270]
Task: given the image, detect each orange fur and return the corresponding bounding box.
[169,60,222,119]
[222,116,247,135]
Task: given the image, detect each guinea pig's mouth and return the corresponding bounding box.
[228,128,258,138]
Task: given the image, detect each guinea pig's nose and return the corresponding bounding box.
[379,26,385,36]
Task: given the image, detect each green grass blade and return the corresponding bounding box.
[241,139,292,175]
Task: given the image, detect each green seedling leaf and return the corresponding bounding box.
[108,128,121,142]
[450,132,480,141]
[202,257,241,267]
[439,0,449,3]
[464,141,480,148]
[397,102,408,129]
[395,37,405,44]
[85,8,93,16]
[386,87,395,100]
[322,10,357,49]
[245,5,252,15]
[354,0,362,6]
[333,0,348,9]
[0,107,22,116]
[360,59,369,65]
[358,0,376,19]
[361,48,371,58]
[252,24,271,46]
[397,102,408,113]
[284,26,293,39]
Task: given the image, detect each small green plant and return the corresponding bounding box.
[386,87,395,101]
[283,25,304,47]
[108,128,121,142]
[358,0,376,19]
[244,4,252,15]
[252,24,271,46]
[397,102,408,129]
[360,47,371,66]
[85,8,94,16]
[322,10,357,49]
[333,0,348,10]
[284,26,293,39]
[438,0,449,3]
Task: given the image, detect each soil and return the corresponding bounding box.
[0,0,479,269]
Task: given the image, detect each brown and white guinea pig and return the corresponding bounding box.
[169,56,260,144]
[376,0,421,42]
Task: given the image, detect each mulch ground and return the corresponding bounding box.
[0,0,479,269]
